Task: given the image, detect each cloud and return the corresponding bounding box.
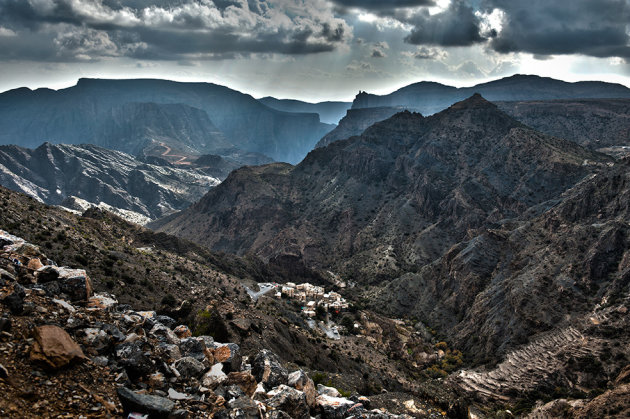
[483,0,630,59]
[371,48,385,58]
[402,0,485,47]
[404,46,447,60]
[330,0,434,11]
[0,0,353,62]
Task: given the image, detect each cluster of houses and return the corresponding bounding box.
[274,282,350,317]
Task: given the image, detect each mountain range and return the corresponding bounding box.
[352,74,630,115]
[152,94,609,279]
[0,78,334,164]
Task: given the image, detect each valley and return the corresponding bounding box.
[1,74,630,418]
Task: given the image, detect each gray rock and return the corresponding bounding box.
[179,337,206,362]
[150,323,180,345]
[202,363,228,389]
[266,385,310,419]
[117,387,175,419]
[317,384,341,397]
[155,315,177,329]
[251,349,288,390]
[288,370,317,407]
[172,356,206,380]
[115,341,154,379]
[214,396,260,419]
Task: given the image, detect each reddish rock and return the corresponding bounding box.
[173,325,192,339]
[30,325,86,369]
[226,371,258,397]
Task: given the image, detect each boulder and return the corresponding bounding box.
[288,370,317,407]
[252,349,288,390]
[172,356,206,380]
[79,327,112,354]
[87,293,118,310]
[37,266,93,301]
[0,268,16,282]
[226,371,258,397]
[265,385,310,419]
[27,258,43,271]
[214,396,260,419]
[213,343,242,373]
[156,342,182,363]
[156,315,177,329]
[179,337,206,362]
[202,363,228,388]
[173,325,191,338]
[1,283,25,314]
[29,325,86,370]
[149,323,180,345]
[317,384,341,397]
[315,394,356,419]
[116,341,154,379]
[265,411,292,419]
[117,387,175,419]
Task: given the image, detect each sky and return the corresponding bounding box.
[0,0,629,102]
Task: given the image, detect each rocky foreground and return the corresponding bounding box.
[0,229,429,418]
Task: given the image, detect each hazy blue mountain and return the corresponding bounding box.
[258,97,351,124]
[0,78,334,164]
[352,74,630,115]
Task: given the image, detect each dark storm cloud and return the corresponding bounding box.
[331,0,434,10]
[483,0,630,58]
[402,0,485,47]
[0,0,351,62]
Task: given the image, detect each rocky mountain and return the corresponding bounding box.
[315,106,404,148]
[497,98,630,151]
[153,94,609,282]
[0,142,220,222]
[351,74,630,116]
[0,78,334,164]
[258,97,351,124]
[371,158,630,405]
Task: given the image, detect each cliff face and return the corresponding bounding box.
[0,142,219,221]
[315,107,404,148]
[0,78,334,164]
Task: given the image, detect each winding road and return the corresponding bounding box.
[158,142,192,165]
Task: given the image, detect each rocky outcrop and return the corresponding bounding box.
[315,106,404,148]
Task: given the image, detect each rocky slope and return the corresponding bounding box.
[258,97,351,125]
[497,98,630,150]
[0,78,334,164]
[315,106,404,148]
[0,185,472,417]
[153,94,608,283]
[367,159,630,408]
[0,228,448,418]
[351,74,630,115]
[0,142,220,222]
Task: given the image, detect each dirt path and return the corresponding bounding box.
[159,142,191,165]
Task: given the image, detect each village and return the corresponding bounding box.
[244,281,352,340]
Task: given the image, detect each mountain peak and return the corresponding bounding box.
[449,93,496,110]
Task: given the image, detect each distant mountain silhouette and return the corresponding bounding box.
[0,78,334,164]
[352,74,630,115]
[258,97,351,124]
